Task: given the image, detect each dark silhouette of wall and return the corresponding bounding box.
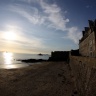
[71,49,80,56]
[48,51,69,61]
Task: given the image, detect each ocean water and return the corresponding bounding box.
[0,52,50,69]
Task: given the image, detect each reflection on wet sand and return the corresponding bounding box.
[0,52,29,69]
[3,52,13,65]
[0,64,29,69]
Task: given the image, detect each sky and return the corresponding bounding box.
[0,0,96,54]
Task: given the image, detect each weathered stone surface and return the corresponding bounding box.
[70,56,96,96]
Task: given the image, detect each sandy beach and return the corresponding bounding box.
[0,62,78,96]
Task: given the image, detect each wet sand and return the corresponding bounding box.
[0,62,78,96]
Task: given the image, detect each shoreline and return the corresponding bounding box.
[0,62,78,96]
[0,62,43,69]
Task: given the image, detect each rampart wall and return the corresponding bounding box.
[70,56,96,96]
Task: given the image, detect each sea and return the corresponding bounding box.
[0,52,50,69]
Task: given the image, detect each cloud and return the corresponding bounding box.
[39,0,82,44]
[39,0,69,31]
[9,4,45,25]
[0,25,45,50]
[8,0,82,44]
[86,5,92,8]
[9,0,69,31]
[0,36,45,53]
[18,0,34,3]
[67,27,82,44]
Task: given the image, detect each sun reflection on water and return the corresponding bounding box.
[3,52,13,65]
[1,52,29,69]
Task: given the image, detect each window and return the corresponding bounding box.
[89,40,92,46]
[90,52,92,57]
[89,46,92,51]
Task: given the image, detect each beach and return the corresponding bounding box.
[0,62,78,96]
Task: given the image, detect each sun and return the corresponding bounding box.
[3,31,17,41]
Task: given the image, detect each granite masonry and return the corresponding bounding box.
[79,20,96,57]
[70,20,96,96]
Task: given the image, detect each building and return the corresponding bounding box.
[79,20,96,57]
[70,49,79,56]
[48,51,69,61]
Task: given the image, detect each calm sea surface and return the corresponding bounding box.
[0,52,50,69]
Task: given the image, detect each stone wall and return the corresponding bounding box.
[48,51,69,61]
[70,56,96,96]
[79,31,96,57]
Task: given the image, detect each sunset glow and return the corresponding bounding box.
[3,31,17,41]
[0,0,96,54]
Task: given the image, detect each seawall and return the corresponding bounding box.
[70,56,96,96]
